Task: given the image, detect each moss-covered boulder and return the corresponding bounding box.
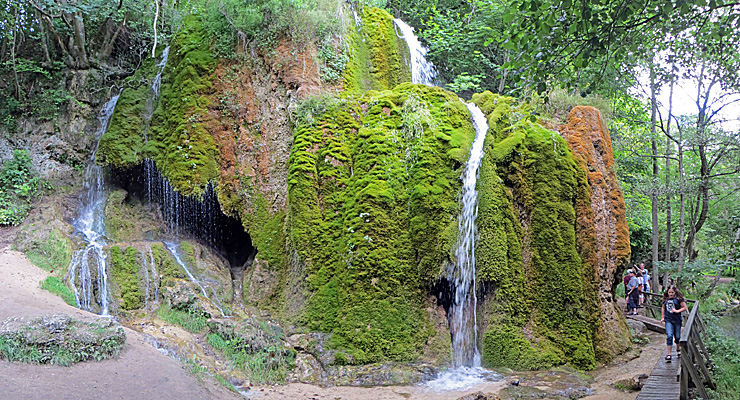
[0,315,125,365]
[286,83,474,364]
[344,7,412,92]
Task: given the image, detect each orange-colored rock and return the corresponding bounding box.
[558,106,631,358]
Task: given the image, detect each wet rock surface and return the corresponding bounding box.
[0,314,125,365]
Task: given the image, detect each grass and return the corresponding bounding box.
[25,229,72,272]
[40,276,76,306]
[157,304,209,333]
[206,332,296,384]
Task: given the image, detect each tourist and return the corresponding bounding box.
[661,285,687,362]
[626,270,640,315]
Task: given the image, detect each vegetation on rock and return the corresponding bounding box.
[0,315,125,366]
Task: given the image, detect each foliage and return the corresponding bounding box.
[0,150,39,226]
[196,0,346,57]
[703,314,740,399]
[388,0,514,94]
[206,325,296,384]
[40,276,77,306]
[0,317,125,366]
[157,304,209,333]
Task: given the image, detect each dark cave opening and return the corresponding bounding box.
[110,161,257,279]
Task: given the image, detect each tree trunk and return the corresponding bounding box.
[664,78,674,279]
[677,129,686,276]
[38,16,53,67]
[705,225,740,298]
[10,5,21,99]
[649,67,659,275]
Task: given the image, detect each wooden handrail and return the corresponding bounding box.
[678,300,716,400]
[627,292,714,400]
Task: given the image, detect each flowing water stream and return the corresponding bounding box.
[67,93,120,315]
[163,241,227,317]
[394,17,496,388]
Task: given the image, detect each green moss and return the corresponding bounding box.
[151,243,186,284]
[25,229,73,273]
[40,276,76,306]
[109,246,143,310]
[472,92,601,370]
[287,83,474,363]
[104,189,134,243]
[481,325,563,370]
[147,15,219,197]
[343,7,411,92]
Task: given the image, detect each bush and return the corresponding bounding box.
[0,150,39,226]
[703,315,740,399]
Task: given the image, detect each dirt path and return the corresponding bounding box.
[0,247,241,400]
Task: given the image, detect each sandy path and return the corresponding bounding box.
[0,247,241,400]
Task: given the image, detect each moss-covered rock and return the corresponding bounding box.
[343,7,411,92]
[472,92,602,370]
[109,245,144,310]
[287,83,474,363]
[0,315,125,365]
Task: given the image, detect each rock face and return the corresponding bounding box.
[557,106,632,359]
[10,4,633,379]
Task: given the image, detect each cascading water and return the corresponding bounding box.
[67,93,120,315]
[163,241,227,317]
[449,103,488,368]
[393,19,438,86]
[392,17,498,389]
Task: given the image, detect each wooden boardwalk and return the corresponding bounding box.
[636,348,680,400]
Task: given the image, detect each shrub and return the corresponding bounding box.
[0,150,39,226]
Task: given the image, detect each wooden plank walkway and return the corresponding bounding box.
[636,348,680,400]
[625,313,666,334]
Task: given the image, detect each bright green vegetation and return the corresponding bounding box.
[109,246,143,310]
[287,83,474,363]
[150,243,186,282]
[0,316,125,366]
[206,321,296,384]
[103,189,135,243]
[157,304,209,333]
[40,276,77,306]
[472,92,601,370]
[97,55,159,169]
[0,150,40,226]
[25,229,73,273]
[343,7,411,92]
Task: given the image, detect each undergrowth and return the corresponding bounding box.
[0,150,40,226]
[157,304,209,333]
[206,331,295,384]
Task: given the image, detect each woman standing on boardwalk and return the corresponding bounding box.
[661,285,688,362]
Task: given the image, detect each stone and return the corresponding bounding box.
[613,374,649,391]
[626,319,646,335]
[456,392,499,400]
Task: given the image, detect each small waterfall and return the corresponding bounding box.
[449,103,488,367]
[149,247,160,305]
[163,241,227,317]
[145,47,170,201]
[68,93,120,315]
[393,18,437,86]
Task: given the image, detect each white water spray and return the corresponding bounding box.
[68,93,120,315]
[393,19,437,86]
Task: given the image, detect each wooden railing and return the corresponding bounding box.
[638,292,715,399]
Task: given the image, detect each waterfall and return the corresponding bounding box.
[67,93,120,315]
[163,241,227,317]
[393,19,437,86]
[390,18,497,387]
[145,47,170,202]
[449,103,488,367]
